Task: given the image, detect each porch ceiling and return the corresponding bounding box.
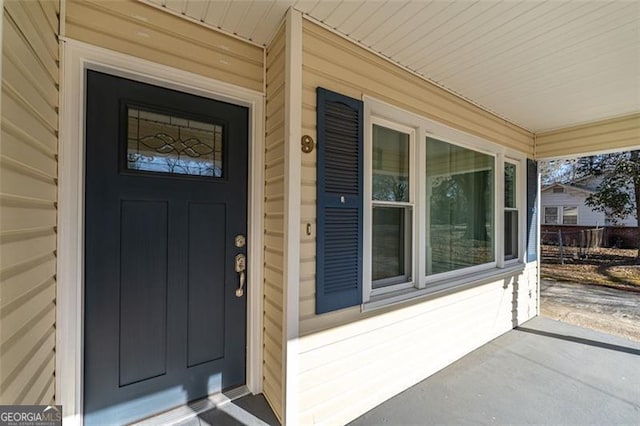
[146,0,639,133]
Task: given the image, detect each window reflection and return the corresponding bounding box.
[427,137,495,275]
[372,125,409,202]
[372,206,408,283]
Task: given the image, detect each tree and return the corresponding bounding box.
[578,151,640,258]
[539,158,578,184]
[540,156,596,185]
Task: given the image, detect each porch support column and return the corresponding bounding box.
[283,7,302,426]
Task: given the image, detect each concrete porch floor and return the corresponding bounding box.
[351,316,640,425]
[177,317,639,425]
[174,394,280,426]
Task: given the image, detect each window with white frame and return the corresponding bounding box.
[544,206,559,224]
[562,206,578,225]
[544,206,577,225]
[426,138,495,275]
[504,161,519,261]
[370,120,414,291]
[364,99,525,303]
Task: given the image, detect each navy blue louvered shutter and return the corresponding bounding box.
[316,88,363,314]
[526,159,538,262]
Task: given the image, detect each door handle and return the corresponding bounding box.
[234,253,246,297]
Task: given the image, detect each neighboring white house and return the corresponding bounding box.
[541,181,637,227]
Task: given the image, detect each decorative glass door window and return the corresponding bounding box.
[127,107,223,177]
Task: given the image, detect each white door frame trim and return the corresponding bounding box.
[56,38,265,425]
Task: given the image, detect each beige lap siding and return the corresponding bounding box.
[300,18,535,332]
[263,24,286,423]
[1,0,60,405]
[64,0,278,415]
[536,113,640,159]
[299,19,537,424]
[64,0,263,93]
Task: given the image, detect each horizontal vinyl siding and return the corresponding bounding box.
[536,113,640,159]
[1,0,59,405]
[262,25,286,423]
[64,0,263,92]
[298,19,538,424]
[299,18,536,332]
[300,18,535,333]
[298,267,538,425]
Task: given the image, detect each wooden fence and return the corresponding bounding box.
[541,227,604,264]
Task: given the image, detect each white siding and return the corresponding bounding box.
[1,0,59,405]
[298,267,538,424]
[617,215,638,227]
[541,188,605,227]
[541,188,638,227]
[298,19,538,425]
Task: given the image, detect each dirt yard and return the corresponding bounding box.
[540,245,640,342]
[541,279,640,342]
[541,245,640,292]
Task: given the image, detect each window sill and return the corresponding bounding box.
[362,263,526,312]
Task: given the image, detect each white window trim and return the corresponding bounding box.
[543,205,578,225]
[544,206,560,224]
[56,39,265,425]
[561,205,579,225]
[516,157,527,264]
[367,117,417,297]
[362,96,527,308]
[364,104,422,302]
[501,157,525,266]
[424,145,498,283]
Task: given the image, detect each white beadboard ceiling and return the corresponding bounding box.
[146,0,640,133]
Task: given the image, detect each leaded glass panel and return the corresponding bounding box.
[127,108,223,177]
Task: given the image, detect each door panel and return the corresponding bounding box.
[119,200,169,386]
[187,202,226,367]
[84,70,248,425]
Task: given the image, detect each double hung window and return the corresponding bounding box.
[504,162,519,261]
[315,89,533,313]
[371,121,414,291]
[562,206,578,224]
[543,206,577,225]
[364,100,525,302]
[544,206,559,224]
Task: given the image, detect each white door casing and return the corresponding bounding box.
[56,38,265,425]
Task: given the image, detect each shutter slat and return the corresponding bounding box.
[316,88,363,314]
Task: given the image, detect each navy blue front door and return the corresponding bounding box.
[84,71,248,425]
